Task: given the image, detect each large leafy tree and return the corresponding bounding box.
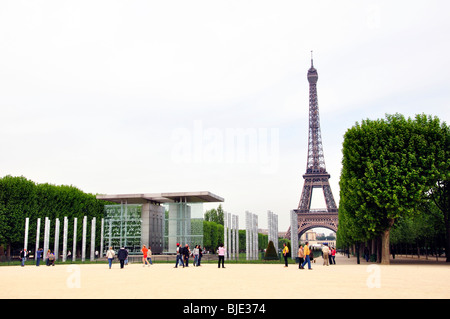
[0,176,37,255]
[204,204,224,225]
[0,175,106,256]
[339,114,448,264]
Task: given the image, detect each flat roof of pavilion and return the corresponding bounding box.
[96,191,224,205]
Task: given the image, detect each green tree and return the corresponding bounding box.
[0,175,107,257]
[204,208,217,223]
[216,204,224,225]
[204,204,225,225]
[339,114,448,264]
[0,176,37,256]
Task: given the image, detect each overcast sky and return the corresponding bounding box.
[1,1,449,233]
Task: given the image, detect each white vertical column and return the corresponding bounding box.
[72,217,77,262]
[245,211,250,260]
[235,215,239,260]
[90,217,96,261]
[82,216,87,262]
[247,212,255,260]
[62,217,68,262]
[224,211,228,260]
[230,214,234,260]
[100,218,104,258]
[35,218,41,257]
[54,218,60,261]
[24,217,29,251]
[290,210,298,260]
[227,213,231,260]
[43,217,50,261]
[274,213,279,253]
[253,213,258,260]
[232,215,236,260]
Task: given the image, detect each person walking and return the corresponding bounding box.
[298,245,305,269]
[124,248,129,266]
[106,246,115,269]
[183,244,190,267]
[174,243,184,268]
[282,243,289,267]
[322,244,330,266]
[198,246,203,266]
[193,245,199,267]
[147,246,153,266]
[20,248,27,267]
[218,243,225,268]
[364,247,370,262]
[142,245,149,266]
[331,247,336,264]
[36,248,43,266]
[117,247,128,269]
[301,242,312,270]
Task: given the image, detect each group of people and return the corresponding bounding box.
[281,242,337,270]
[106,246,129,269]
[20,242,336,270]
[297,242,314,269]
[19,247,69,267]
[320,243,336,266]
[105,242,228,269]
[282,242,314,269]
[174,243,206,268]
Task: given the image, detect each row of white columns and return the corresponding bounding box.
[267,210,279,251]
[245,211,259,260]
[24,216,104,262]
[222,210,280,261]
[223,212,239,260]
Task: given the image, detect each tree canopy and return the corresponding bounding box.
[338,113,449,264]
[0,175,106,256]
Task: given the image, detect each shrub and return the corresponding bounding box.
[264,240,279,260]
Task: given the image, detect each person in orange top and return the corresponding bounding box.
[142,245,149,266]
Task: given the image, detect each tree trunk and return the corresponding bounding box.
[377,236,382,263]
[445,215,450,262]
[416,242,420,259]
[356,243,360,264]
[380,219,394,265]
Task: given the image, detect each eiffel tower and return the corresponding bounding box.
[286,53,338,239]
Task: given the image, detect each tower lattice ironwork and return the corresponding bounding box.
[286,54,338,239]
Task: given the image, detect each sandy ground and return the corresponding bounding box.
[1,254,449,299]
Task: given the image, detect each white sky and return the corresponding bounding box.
[1,1,449,234]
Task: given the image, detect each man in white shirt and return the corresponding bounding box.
[322,244,330,266]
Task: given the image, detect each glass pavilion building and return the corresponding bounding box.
[96,192,224,254]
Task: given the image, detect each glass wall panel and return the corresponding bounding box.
[163,202,203,253]
[104,204,142,254]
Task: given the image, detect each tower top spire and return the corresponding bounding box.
[307,51,318,84]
